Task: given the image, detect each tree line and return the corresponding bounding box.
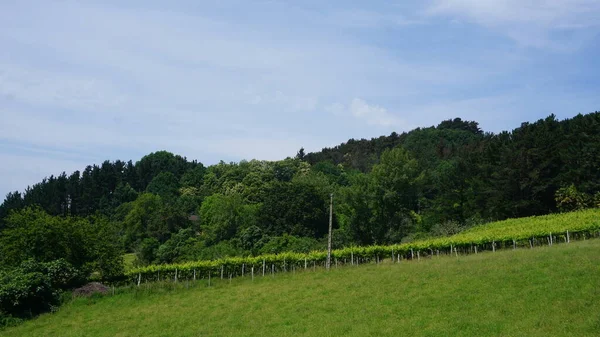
[1,112,600,324]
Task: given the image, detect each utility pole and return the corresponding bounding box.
[326,193,333,270]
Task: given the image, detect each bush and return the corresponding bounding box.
[0,312,23,329]
[0,259,83,323]
[259,234,324,255]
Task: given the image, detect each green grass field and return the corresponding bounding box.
[3,239,599,337]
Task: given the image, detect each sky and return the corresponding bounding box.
[1,0,600,198]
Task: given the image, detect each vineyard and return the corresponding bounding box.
[126,208,600,284]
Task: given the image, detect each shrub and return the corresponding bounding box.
[0,259,83,323]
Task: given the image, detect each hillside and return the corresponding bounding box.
[2,112,600,328]
[3,239,599,337]
[124,208,600,284]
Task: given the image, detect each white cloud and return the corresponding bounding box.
[328,98,407,128]
[426,0,600,49]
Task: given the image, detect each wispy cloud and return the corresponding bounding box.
[426,0,600,49]
[327,98,408,128]
[325,9,426,28]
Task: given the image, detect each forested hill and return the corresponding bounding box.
[1,112,600,265]
[303,118,482,173]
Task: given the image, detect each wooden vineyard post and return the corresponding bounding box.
[474,246,478,254]
[397,254,400,263]
[242,264,245,277]
[304,258,307,270]
[220,265,224,279]
[411,249,414,260]
[351,252,354,266]
[251,266,254,281]
[208,272,211,287]
[567,230,570,243]
[492,241,495,252]
[271,264,274,277]
[175,269,178,283]
[529,239,533,249]
[263,259,266,277]
[417,251,420,261]
[335,258,338,268]
[454,246,458,257]
[137,272,141,287]
[513,239,516,250]
[450,245,453,256]
[550,233,553,246]
[193,269,196,281]
[326,193,333,270]
[392,249,394,263]
[436,250,439,258]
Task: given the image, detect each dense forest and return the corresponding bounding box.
[3,113,600,261]
[2,112,600,323]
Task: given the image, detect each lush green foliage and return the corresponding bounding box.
[1,114,599,259]
[0,208,123,326]
[3,114,599,264]
[0,207,123,279]
[1,113,600,291]
[0,259,83,325]
[4,240,600,336]
[126,208,600,283]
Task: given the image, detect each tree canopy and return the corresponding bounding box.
[1,112,600,268]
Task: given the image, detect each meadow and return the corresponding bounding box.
[2,238,599,337]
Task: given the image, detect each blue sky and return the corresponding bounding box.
[1,0,600,198]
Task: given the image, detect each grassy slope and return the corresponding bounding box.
[3,240,600,337]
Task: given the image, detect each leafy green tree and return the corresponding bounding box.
[238,225,266,255]
[259,181,329,238]
[146,172,180,199]
[135,151,194,190]
[296,147,306,160]
[259,234,322,254]
[0,207,123,279]
[337,173,377,245]
[370,147,424,242]
[0,191,23,230]
[555,184,589,212]
[136,237,160,265]
[199,193,259,244]
[180,165,206,188]
[122,193,163,249]
[196,240,243,260]
[122,193,190,248]
[156,228,199,264]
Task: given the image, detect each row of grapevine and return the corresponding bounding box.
[126,208,600,284]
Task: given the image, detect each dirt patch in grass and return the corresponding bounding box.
[72,282,110,297]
